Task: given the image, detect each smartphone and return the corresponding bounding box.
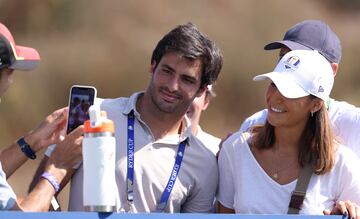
[66,85,97,134]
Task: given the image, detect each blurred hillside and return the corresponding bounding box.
[1,0,360,210]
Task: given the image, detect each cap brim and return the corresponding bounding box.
[264,40,312,51]
[253,72,309,99]
[9,45,40,71]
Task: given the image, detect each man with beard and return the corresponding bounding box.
[34,22,223,213]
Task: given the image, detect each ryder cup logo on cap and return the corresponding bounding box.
[253,50,334,101]
[284,56,300,70]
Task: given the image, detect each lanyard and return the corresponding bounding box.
[126,111,187,212]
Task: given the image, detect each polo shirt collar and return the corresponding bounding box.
[122,91,143,116]
[122,91,193,145]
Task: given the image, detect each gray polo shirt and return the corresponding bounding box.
[0,161,16,210]
[69,92,218,212]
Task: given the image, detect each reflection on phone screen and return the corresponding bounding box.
[68,94,92,133]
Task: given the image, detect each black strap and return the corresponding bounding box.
[17,136,36,160]
[287,162,313,214]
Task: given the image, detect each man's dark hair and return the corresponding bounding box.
[151,23,223,88]
[0,36,12,70]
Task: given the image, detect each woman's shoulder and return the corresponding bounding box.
[218,131,253,167]
[334,143,360,170]
[336,144,358,158]
[221,131,251,153]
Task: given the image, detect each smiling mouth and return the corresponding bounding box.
[270,106,285,113]
[160,88,181,103]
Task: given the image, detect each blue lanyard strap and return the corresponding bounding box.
[155,140,187,212]
[126,111,187,212]
[127,111,135,204]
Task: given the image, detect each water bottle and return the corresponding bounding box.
[82,105,117,212]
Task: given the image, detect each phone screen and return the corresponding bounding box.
[67,86,96,134]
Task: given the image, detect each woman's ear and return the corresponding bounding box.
[311,98,324,114]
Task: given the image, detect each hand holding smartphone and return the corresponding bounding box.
[67,85,97,134]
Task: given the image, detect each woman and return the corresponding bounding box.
[217,50,360,217]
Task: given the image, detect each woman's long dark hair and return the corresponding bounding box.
[252,98,335,175]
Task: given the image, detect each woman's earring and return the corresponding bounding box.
[311,111,314,117]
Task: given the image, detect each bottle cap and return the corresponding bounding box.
[84,106,114,133]
[84,119,114,133]
[89,105,101,128]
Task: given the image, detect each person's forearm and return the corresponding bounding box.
[19,178,56,211]
[29,156,75,194]
[28,156,49,193]
[0,133,43,178]
[0,142,28,178]
[19,163,66,211]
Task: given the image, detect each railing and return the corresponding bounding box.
[0,212,344,219]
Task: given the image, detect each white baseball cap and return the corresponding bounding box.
[253,50,334,101]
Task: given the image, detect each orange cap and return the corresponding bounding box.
[84,119,115,133]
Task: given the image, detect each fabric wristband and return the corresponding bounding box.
[41,172,60,192]
[17,136,36,160]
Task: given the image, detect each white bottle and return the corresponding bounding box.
[82,105,117,212]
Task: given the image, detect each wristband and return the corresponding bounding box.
[41,172,60,192]
[17,136,36,160]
